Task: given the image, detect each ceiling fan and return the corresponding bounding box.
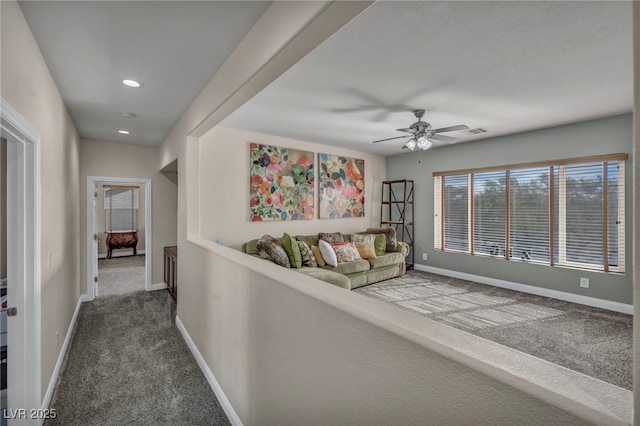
[372,109,469,151]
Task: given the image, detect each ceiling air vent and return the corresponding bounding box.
[463,128,488,135]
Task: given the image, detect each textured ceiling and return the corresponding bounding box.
[221,1,633,156]
[19,1,270,145]
[18,1,633,154]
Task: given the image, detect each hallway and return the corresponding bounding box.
[97,255,145,297]
[45,291,229,426]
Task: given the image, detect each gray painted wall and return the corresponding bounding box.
[386,113,633,304]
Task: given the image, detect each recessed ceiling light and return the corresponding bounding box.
[118,130,131,135]
[120,112,137,119]
[122,79,142,88]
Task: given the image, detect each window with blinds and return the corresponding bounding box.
[433,154,626,273]
[443,174,469,252]
[105,186,139,232]
[473,171,506,256]
[509,167,549,262]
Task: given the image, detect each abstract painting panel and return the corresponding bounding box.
[318,153,365,219]
[250,143,314,221]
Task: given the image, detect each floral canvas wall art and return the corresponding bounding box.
[318,153,365,219]
[250,143,314,221]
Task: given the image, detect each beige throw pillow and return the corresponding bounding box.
[355,242,376,259]
[311,245,326,267]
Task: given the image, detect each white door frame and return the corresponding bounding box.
[1,98,42,422]
[86,176,152,300]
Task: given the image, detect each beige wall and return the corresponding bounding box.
[199,126,385,249]
[1,1,82,400]
[80,139,177,284]
[179,239,623,425]
[96,183,146,255]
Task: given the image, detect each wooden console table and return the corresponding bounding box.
[164,246,178,301]
[106,231,138,258]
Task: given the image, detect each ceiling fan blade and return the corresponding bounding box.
[331,105,383,113]
[395,128,416,134]
[372,135,411,144]
[430,134,458,143]
[433,124,469,133]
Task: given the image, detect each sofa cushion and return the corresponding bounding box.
[322,259,370,275]
[298,267,351,290]
[296,235,319,249]
[319,239,338,267]
[282,233,302,268]
[332,242,361,263]
[368,252,404,269]
[318,232,344,244]
[297,240,317,267]
[366,227,397,252]
[257,235,290,268]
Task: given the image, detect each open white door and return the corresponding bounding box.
[1,98,41,424]
[92,186,99,297]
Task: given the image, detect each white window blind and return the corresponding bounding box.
[509,167,549,262]
[443,174,469,252]
[434,176,442,250]
[433,154,625,273]
[105,186,139,232]
[473,171,506,256]
[556,163,603,268]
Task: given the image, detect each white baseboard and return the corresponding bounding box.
[175,316,242,426]
[97,249,146,259]
[414,264,633,315]
[150,282,167,291]
[41,295,85,414]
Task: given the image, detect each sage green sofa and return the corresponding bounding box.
[241,233,409,290]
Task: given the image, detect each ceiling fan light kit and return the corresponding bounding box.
[372,109,469,152]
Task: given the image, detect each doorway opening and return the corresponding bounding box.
[86,177,152,300]
[1,98,42,422]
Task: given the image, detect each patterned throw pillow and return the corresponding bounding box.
[351,233,376,244]
[297,240,317,267]
[318,232,344,244]
[332,242,362,263]
[311,245,326,267]
[366,227,397,252]
[256,235,291,268]
[355,242,376,259]
[318,239,338,267]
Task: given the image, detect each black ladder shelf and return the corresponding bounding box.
[381,179,414,270]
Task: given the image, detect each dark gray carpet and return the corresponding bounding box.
[355,270,632,390]
[45,290,230,426]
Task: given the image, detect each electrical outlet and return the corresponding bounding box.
[422,253,428,261]
[580,277,589,288]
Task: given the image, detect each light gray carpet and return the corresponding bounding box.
[45,291,230,426]
[355,270,632,390]
[98,255,145,297]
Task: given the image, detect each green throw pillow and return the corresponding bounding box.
[282,233,302,268]
[373,233,386,256]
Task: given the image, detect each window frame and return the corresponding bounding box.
[433,153,627,274]
[104,185,139,233]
